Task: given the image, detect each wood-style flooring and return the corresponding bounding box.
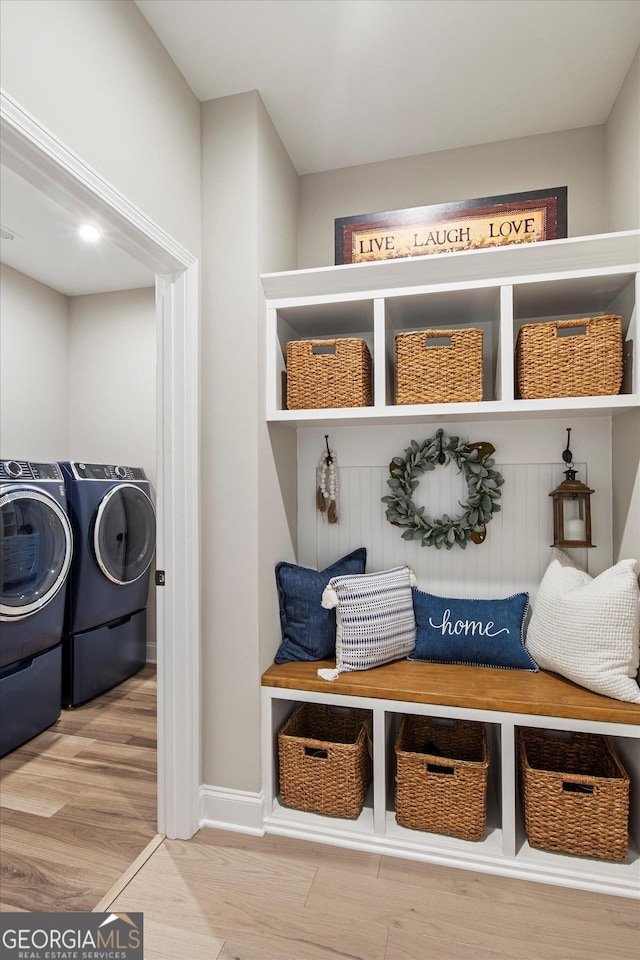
[2,666,638,959]
[0,664,157,912]
[108,827,639,960]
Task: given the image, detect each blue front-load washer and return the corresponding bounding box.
[0,460,73,755]
[60,461,156,707]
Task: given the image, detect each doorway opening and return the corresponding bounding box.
[1,89,201,840]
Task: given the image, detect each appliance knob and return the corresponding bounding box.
[115,465,127,479]
[4,460,23,478]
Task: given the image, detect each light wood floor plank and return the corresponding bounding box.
[197,825,381,876]
[384,928,520,960]
[7,729,96,760]
[1,742,155,786]
[136,919,226,960]
[0,846,127,913]
[0,780,68,818]
[216,939,301,960]
[0,770,156,820]
[305,865,639,960]
[0,818,140,874]
[379,855,639,926]
[94,834,165,912]
[109,836,389,960]
[0,665,157,913]
[1,806,157,867]
[127,834,318,904]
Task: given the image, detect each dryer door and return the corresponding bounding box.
[0,485,73,620]
[94,484,156,585]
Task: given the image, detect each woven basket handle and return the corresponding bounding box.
[423,330,454,348]
[307,339,339,356]
[426,761,455,776]
[552,319,590,338]
[303,745,329,760]
[562,781,595,795]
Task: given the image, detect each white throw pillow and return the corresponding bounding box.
[526,549,640,703]
[318,565,417,681]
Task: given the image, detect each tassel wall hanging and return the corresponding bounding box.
[317,435,339,524]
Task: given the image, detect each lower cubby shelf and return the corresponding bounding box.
[261,683,640,899]
[265,796,639,898]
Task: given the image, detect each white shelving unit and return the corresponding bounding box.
[260,231,640,898]
[261,687,640,899]
[263,231,639,426]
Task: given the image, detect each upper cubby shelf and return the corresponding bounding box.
[262,231,640,426]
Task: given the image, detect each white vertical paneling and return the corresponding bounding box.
[312,460,592,603]
[297,419,613,597]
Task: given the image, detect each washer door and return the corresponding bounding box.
[94,483,156,585]
[0,485,73,620]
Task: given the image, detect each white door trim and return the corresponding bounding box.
[0,89,201,840]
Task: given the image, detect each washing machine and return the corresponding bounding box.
[60,461,156,707]
[0,459,73,755]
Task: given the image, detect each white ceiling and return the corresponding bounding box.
[1,0,638,297]
[0,165,156,297]
[136,0,640,175]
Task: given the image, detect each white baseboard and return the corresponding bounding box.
[199,785,265,836]
[146,642,157,664]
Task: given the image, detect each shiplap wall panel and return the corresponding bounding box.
[297,419,613,604]
[314,462,587,603]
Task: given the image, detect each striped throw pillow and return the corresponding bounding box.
[318,566,417,681]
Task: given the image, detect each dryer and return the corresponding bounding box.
[0,459,73,755]
[60,461,156,706]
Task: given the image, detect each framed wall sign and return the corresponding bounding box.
[335,187,568,265]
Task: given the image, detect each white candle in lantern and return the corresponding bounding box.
[565,518,586,540]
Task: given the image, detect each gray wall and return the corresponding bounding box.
[0,265,69,459]
[0,0,201,257]
[606,45,640,232]
[297,126,607,268]
[200,92,298,792]
[68,288,156,481]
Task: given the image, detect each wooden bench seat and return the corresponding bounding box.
[262,659,640,726]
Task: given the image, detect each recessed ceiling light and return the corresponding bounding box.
[0,224,21,241]
[78,223,102,242]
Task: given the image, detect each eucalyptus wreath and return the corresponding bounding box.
[382,429,504,549]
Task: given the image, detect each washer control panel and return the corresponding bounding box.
[71,462,148,481]
[0,460,63,481]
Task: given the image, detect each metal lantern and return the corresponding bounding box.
[549,428,595,548]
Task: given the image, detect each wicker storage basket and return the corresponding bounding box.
[517,728,629,861]
[285,338,372,409]
[278,703,372,819]
[395,715,489,840]
[516,315,623,400]
[395,328,483,405]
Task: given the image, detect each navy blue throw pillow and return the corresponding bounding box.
[409,588,538,671]
[274,548,367,664]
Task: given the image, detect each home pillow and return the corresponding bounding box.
[525,549,640,703]
[409,589,537,671]
[274,548,367,664]
[318,565,417,681]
